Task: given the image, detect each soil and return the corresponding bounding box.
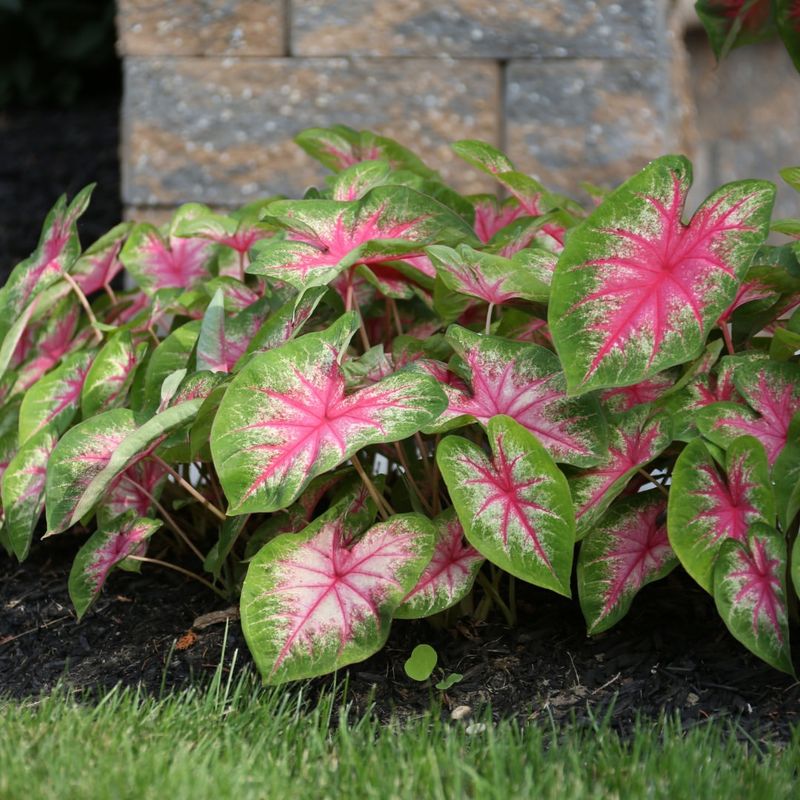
[2,537,798,742]
[0,97,121,280]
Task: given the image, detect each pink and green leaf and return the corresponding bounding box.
[1,426,58,560]
[211,313,447,514]
[437,415,575,596]
[426,244,550,305]
[570,409,672,538]
[81,332,146,418]
[172,202,273,255]
[69,222,131,295]
[248,186,476,290]
[696,0,775,60]
[577,493,677,634]
[427,325,605,467]
[697,358,800,465]
[99,459,168,524]
[68,513,162,619]
[120,223,215,293]
[18,350,94,442]
[142,320,201,413]
[713,523,794,675]
[395,508,484,619]
[45,408,137,534]
[240,511,434,684]
[0,185,93,339]
[772,412,800,530]
[549,156,774,395]
[668,436,775,593]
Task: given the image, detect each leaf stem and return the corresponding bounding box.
[129,476,207,563]
[485,302,494,335]
[637,467,669,498]
[476,572,515,626]
[357,312,371,353]
[153,455,227,522]
[721,322,735,356]
[388,298,404,336]
[393,442,434,515]
[127,556,226,599]
[63,272,102,342]
[350,455,394,521]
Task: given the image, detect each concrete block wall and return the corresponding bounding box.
[117,0,677,216]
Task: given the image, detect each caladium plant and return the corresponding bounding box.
[0,129,798,683]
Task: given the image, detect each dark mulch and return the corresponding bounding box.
[2,538,798,742]
[0,97,121,280]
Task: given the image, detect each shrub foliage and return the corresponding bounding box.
[1,127,799,682]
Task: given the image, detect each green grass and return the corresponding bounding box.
[0,663,798,800]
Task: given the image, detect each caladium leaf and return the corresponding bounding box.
[120,223,215,293]
[203,515,249,579]
[68,513,162,619]
[713,524,794,675]
[570,409,672,538]
[69,222,131,296]
[471,195,527,244]
[600,373,676,414]
[236,286,327,368]
[1,426,57,560]
[328,160,393,201]
[141,320,201,414]
[668,436,775,593]
[197,291,271,373]
[772,413,800,530]
[549,156,774,395]
[295,125,438,179]
[792,532,800,601]
[437,415,575,595]
[426,244,549,305]
[171,202,273,255]
[46,400,202,533]
[0,185,93,340]
[577,493,677,634]
[248,186,476,290]
[240,511,434,684]
[18,351,94,443]
[45,409,136,534]
[426,326,605,467]
[81,332,146,418]
[696,358,800,465]
[211,313,447,514]
[100,459,168,524]
[395,509,484,619]
[696,0,774,61]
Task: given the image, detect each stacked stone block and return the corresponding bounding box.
[118,0,675,216]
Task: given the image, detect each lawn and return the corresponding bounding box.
[1,663,797,800]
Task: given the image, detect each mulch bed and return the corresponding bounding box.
[2,538,798,742]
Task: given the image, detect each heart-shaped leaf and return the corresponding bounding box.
[437,415,575,596]
[240,511,434,684]
[99,459,168,524]
[427,244,549,305]
[0,185,93,340]
[121,223,215,293]
[81,332,146,418]
[571,409,672,538]
[248,186,475,290]
[669,436,775,593]
[211,314,446,515]
[549,156,774,395]
[713,523,794,675]
[69,222,130,296]
[68,513,162,619]
[426,326,605,467]
[395,509,484,619]
[404,644,438,681]
[1,426,57,560]
[18,350,93,442]
[697,358,800,465]
[197,291,272,374]
[577,493,677,634]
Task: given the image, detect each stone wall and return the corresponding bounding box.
[117,0,678,217]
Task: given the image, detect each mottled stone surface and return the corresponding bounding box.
[505,59,673,198]
[686,34,800,219]
[122,57,500,205]
[116,0,285,56]
[291,0,668,59]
